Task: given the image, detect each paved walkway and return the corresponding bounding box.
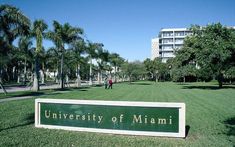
[0,82,101,103]
[0,96,33,103]
[0,82,91,93]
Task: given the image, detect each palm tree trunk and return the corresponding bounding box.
[109,70,112,78]
[0,68,7,95]
[89,57,92,85]
[60,52,64,89]
[13,66,16,81]
[31,63,34,82]
[56,61,59,83]
[32,57,39,91]
[17,69,20,84]
[76,64,81,87]
[98,71,101,84]
[0,82,7,95]
[114,66,117,83]
[23,57,27,85]
[65,74,69,86]
[41,62,45,84]
[54,70,57,83]
[17,62,21,84]
[155,74,158,82]
[41,70,45,84]
[218,73,223,88]
[100,71,103,84]
[6,67,10,81]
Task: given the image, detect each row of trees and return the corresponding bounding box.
[0,4,125,94]
[1,4,234,93]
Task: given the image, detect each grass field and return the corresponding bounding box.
[0,81,234,146]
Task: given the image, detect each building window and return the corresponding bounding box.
[175,38,184,44]
[162,45,173,50]
[175,31,184,36]
[162,32,173,37]
[185,31,192,36]
[162,39,173,43]
[175,44,183,49]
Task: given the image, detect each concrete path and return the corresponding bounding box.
[0,81,101,103]
[0,82,92,93]
[0,96,33,103]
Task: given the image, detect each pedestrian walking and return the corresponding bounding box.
[108,79,113,89]
[104,78,108,89]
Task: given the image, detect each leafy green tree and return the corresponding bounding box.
[225,67,235,83]
[114,56,125,82]
[32,19,48,91]
[143,58,155,80]
[121,61,134,83]
[144,58,169,82]
[121,61,146,83]
[171,38,198,82]
[191,23,235,87]
[173,23,235,86]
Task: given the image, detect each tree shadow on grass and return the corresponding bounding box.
[182,85,235,90]
[0,113,34,132]
[94,84,103,87]
[130,82,152,85]
[223,117,235,144]
[10,91,46,98]
[78,89,88,91]
[67,86,91,90]
[46,86,91,93]
[176,83,191,86]
[39,87,90,96]
[224,117,235,136]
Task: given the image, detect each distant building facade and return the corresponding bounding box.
[151,28,192,62]
[151,38,159,60]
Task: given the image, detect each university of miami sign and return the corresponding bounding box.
[35,99,185,138]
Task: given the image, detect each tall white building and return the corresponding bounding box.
[151,28,192,62]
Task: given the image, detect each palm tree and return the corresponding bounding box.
[0,4,30,94]
[39,47,47,84]
[46,21,83,89]
[32,20,48,91]
[109,53,124,83]
[17,36,33,84]
[96,48,109,84]
[46,47,60,83]
[86,42,103,85]
[69,40,86,87]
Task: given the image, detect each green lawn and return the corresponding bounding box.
[0,81,234,146]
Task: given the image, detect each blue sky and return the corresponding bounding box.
[1,0,235,61]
